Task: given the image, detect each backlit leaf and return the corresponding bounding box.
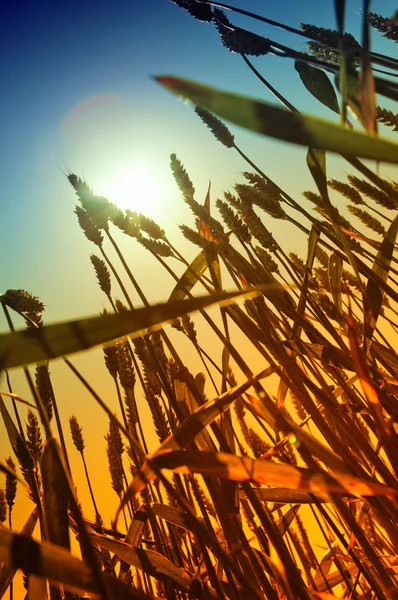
[0,509,38,597]
[0,528,95,595]
[156,76,398,163]
[0,289,256,369]
[328,252,343,313]
[364,214,398,350]
[87,533,193,589]
[149,450,395,497]
[295,61,340,114]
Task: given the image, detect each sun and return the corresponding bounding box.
[97,162,167,215]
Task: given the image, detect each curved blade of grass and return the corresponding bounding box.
[239,488,347,506]
[150,450,396,497]
[0,528,96,595]
[307,147,363,289]
[87,533,193,590]
[168,251,209,302]
[364,214,398,351]
[123,504,148,547]
[0,391,36,410]
[277,505,300,536]
[155,76,398,163]
[41,437,70,550]
[282,340,354,370]
[0,289,256,370]
[295,61,340,114]
[328,252,343,313]
[151,503,195,531]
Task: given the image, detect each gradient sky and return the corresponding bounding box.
[1,0,398,544]
[1,0,397,321]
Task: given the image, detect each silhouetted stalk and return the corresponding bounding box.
[149,460,264,600]
[1,303,51,439]
[64,358,144,461]
[363,202,392,223]
[106,229,149,307]
[99,245,135,310]
[241,54,298,112]
[3,304,72,471]
[5,371,24,439]
[114,378,128,433]
[309,502,355,593]
[242,481,312,600]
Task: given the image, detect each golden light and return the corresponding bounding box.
[97,162,167,215]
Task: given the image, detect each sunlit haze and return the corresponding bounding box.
[96,161,169,215]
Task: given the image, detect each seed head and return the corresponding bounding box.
[90,254,112,298]
[74,206,103,246]
[170,154,195,202]
[70,415,85,453]
[105,416,124,496]
[0,490,6,524]
[35,364,54,422]
[26,410,43,464]
[5,457,17,513]
[170,0,213,22]
[1,289,45,317]
[213,9,271,55]
[194,106,235,148]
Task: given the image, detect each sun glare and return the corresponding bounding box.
[97,163,167,215]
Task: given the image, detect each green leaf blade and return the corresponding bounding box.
[156,76,398,163]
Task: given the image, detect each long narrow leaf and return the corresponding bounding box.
[364,214,398,350]
[150,450,396,497]
[168,251,209,302]
[87,533,193,590]
[0,289,257,369]
[156,76,398,163]
[295,61,340,115]
[0,509,38,598]
[0,529,95,595]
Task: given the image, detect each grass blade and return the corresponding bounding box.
[364,214,398,350]
[156,76,398,163]
[0,289,257,369]
[168,250,209,302]
[87,533,193,590]
[151,450,396,497]
[0,528,96,595]
[295,61,340,115]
